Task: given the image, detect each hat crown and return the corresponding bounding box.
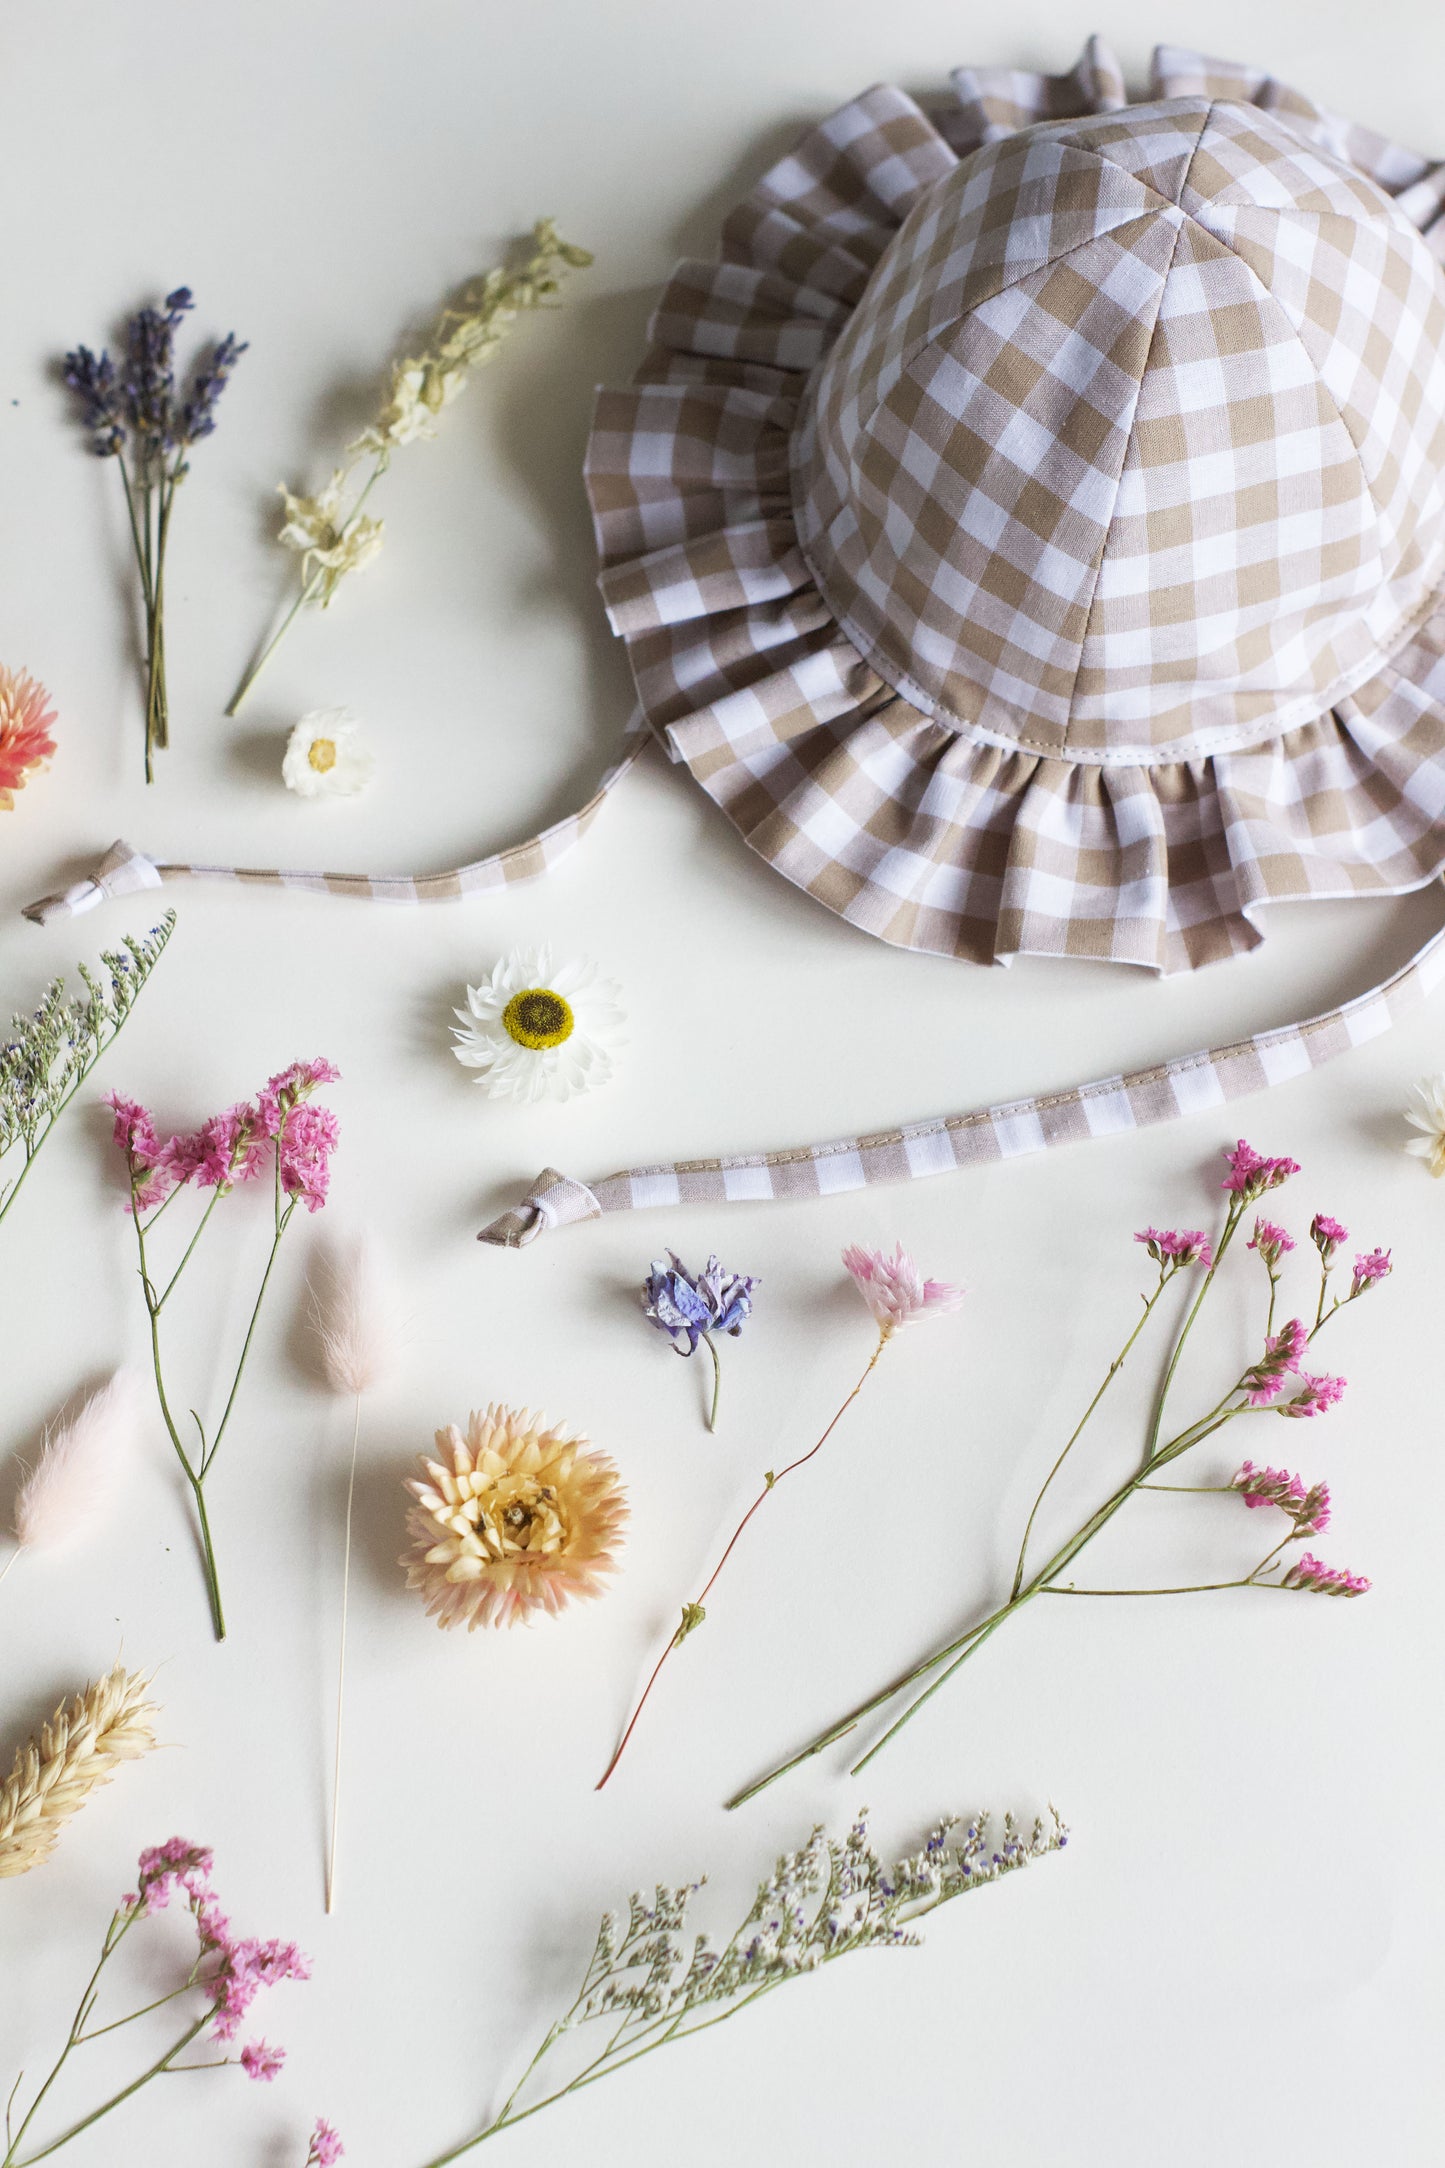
[794,96,1445,762]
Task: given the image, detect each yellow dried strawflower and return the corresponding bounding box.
[402,1404,626,1630]
[0,1665,159,1878]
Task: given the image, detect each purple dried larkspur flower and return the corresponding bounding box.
[642,1251,758,1355]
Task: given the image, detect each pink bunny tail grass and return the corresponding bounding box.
[311,1230,400,1399]
[12,1370,143,1556]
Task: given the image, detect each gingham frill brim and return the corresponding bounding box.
[585,40,1445,973]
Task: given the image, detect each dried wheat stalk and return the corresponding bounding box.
[0,1665,159,1878]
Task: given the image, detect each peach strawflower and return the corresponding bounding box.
[0,666,58,809]
[402,1404,627,1629]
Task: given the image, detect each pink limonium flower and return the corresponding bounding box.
[107,1059,341,1640]
[1283,1552,1370,1597]
[1279,1370,1346,1420]
[1349,1248,1392,1298]
[1222,1139,1300,1203]
[1309,1214,1349,1269]
[1232,1462,1331,1535]
[1247,1218,1295,1269]
[240,2039,286,2084]
[1134,1226,1213,1269]
[1241,1317,1308,1405]
[308,2123,345,2167]
[841,1243,966,1337]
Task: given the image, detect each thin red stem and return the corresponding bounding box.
[595,1330,888,1789]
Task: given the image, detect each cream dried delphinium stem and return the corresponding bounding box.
[0,1667,159,1879]
[226,218,592,712]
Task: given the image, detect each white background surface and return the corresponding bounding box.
[4,3,1445,2163]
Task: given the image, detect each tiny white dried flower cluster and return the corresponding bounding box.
[466,1807,1067,2145]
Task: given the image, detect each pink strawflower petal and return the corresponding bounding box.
[841,1242,965,1334]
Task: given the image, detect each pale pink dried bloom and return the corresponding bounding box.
[403,1405,628,1630]
[841,1243,965,1335]
[0,665,57,809]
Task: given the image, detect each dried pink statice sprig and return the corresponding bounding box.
[105,1058,341,1640]
[729,1141,1385,1807]
[6,1372,142,1583]
[598,1240,964,1790]
[308,1229,401,1914]
[306,2121,345,2166]
[2,1837,309,2165]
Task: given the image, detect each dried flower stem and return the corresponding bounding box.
[226,221,590,712]
[130,1147,298,1640]
[728,1170,1380,1806]
[0,919,175,1235]
[325,1394,362,1915]
[0,1668,158,1881]
[596,1332,887,1789]
[413,1806,1067,2160]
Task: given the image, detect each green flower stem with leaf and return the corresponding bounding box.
[127,1143,300,1642]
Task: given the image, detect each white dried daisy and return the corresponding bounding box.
[282,708,375,798]
[1404,1073,1445,1176]
[452,947,624,1103]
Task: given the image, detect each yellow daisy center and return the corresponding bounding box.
[308,737,339,773]
[502,987,574,1050]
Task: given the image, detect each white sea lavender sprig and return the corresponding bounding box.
[1,1372,143,1591]
[410,1806,1067,2160]
[310,1231,400,1913]
[0,916,176,1234]
[226,218,592,714]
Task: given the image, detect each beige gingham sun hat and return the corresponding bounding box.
[26,42,1445,1242]
[585,38,1445,976]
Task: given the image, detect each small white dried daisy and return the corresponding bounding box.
[452,947,624,1103]
[282,708,376,798]
[1404,1073,1445,1176]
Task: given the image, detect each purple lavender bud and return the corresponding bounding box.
[62,344,127,455]
[176,331,248,446]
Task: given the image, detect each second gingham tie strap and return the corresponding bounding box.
[21,721,646,926]
[478,905,1445,1247]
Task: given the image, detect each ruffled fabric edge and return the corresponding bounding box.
[583,38,1445,972]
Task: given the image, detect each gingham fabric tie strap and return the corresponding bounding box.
[23,838,166,925]
[21,722,645,926]
[478,907,1445,1246]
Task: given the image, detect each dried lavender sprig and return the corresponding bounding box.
[414,1806,1067,2161]
[0,915,176,1232]
[62,290,246,776]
